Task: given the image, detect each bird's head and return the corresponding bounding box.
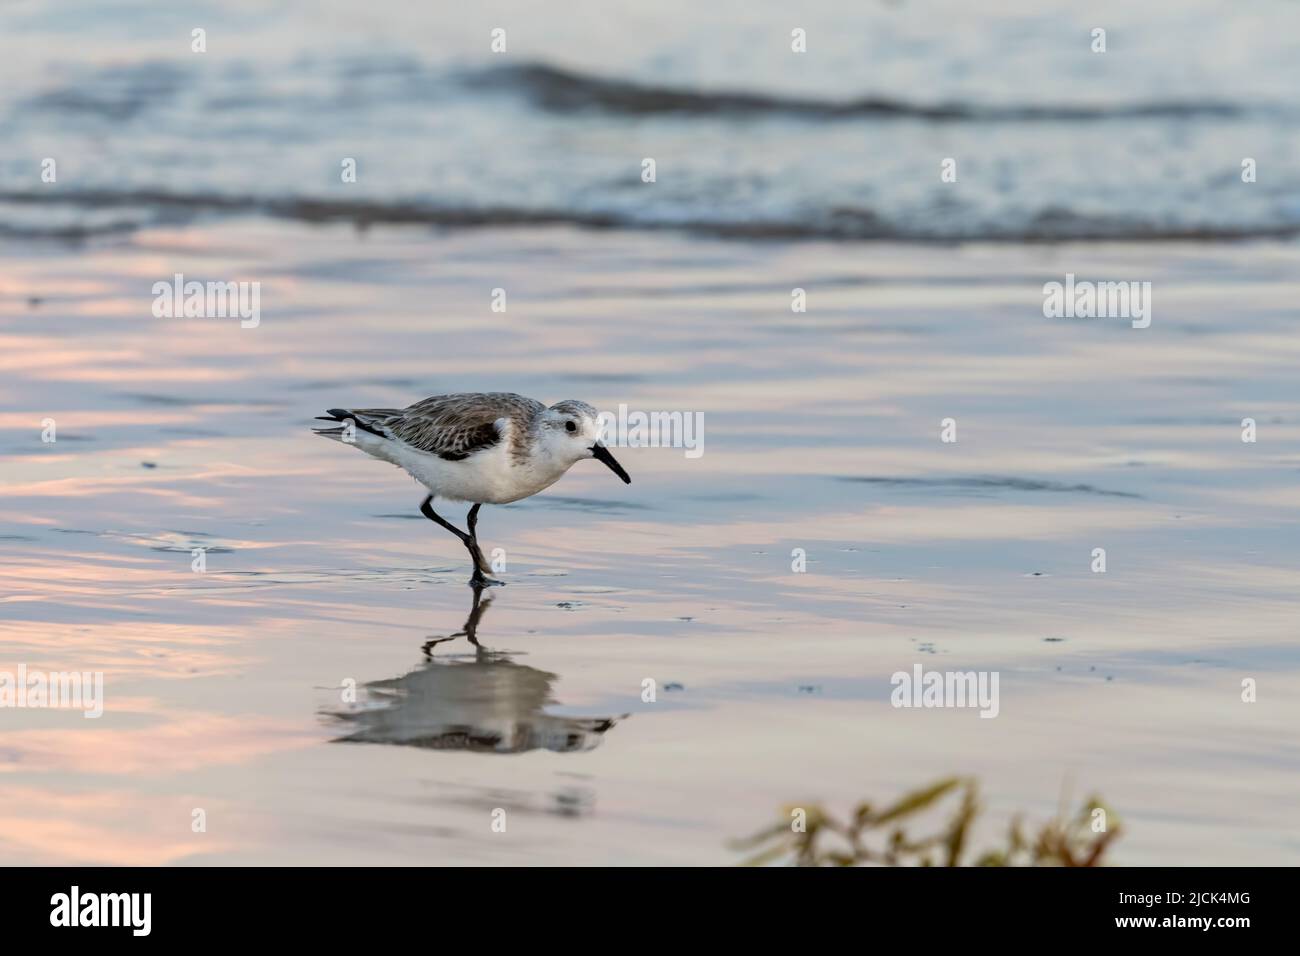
[541,400,630,483]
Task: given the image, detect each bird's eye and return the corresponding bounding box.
[565,421,577,433]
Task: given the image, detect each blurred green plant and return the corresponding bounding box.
[731,777,1120,867]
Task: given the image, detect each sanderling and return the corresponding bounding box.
[313,392,630,586]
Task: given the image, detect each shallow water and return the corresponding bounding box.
[4,0,1300,240]
[2,222,1298,863]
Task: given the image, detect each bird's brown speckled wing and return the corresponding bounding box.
[353,392,544,462]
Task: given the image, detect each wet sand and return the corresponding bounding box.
[1,223,1298,864]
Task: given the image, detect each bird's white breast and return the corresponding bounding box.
[354,425,569,504]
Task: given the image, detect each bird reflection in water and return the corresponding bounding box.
[327,586,624,754]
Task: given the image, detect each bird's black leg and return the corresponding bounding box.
[466,503,484,567]
[420,495,491,584]
[465,502,503,587]
[466,502,482,541]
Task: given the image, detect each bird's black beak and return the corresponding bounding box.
[591,443,631,484]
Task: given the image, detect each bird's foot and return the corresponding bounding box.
[469,574,505,589]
